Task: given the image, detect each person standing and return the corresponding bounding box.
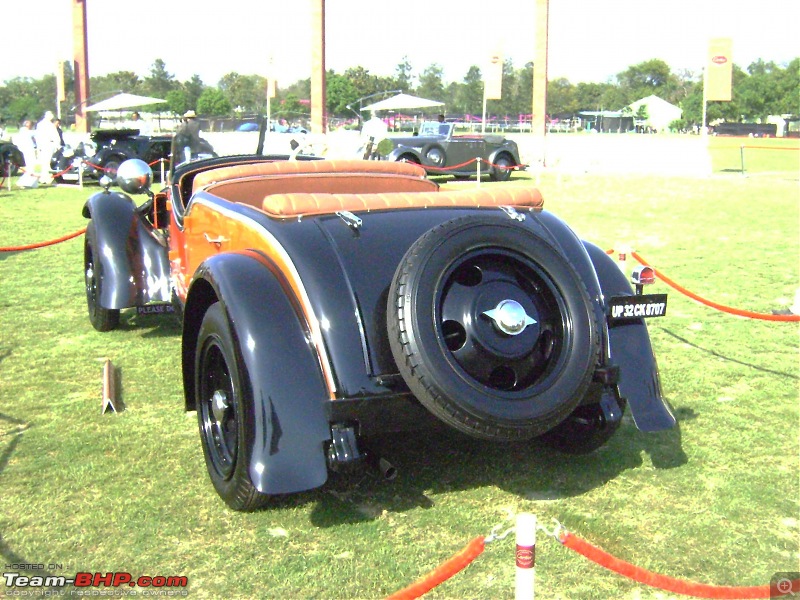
[173,110,203,164]
[13,120,37,173]
[35,111,61,183]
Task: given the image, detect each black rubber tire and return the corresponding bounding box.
[422,144,447,169]
[397,153,420,164]
[490,152,514,182]
[84,222,120,332]
[387,215,601,441]
[103,158,122,180]
[0,145,23,177]
[538,389,627,454]
[195,302,270,511]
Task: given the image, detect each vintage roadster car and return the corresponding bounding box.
[53,128,174,182]
[81,141,673,510]
[371,121,524,181]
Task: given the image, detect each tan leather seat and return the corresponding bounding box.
[192,159,438,206]
[262,187,544,218]
[193,159,428,194]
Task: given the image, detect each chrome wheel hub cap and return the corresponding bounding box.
[483,299,537,336]
[211,390,229,423]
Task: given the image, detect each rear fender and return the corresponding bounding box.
[184,251,330,495]
[82,191,170,309]
[583,242,675,432]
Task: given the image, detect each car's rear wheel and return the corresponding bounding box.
[195,302,270,511]
[388,215,601,441]
[84,222,120,331]
[103,158,122,180]
[0,145,23,177]
[490,152,514,182]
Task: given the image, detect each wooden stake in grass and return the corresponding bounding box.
[101,359,122,414]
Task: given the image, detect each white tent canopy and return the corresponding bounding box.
[85,93,167,112]
[361,93,444,112]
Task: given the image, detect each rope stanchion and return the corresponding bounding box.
[558,528,793,599]
[385,536,486,600]
[631,251,800,322]
[0,227,86,252]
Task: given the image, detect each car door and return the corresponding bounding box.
[445,136,485,172]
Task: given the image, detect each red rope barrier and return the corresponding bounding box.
[0,227,86,252]
[560,530,796,599]
[385,536,485,600]
[632,251,800,322]
[423,157,526,173]
[424,158,481,172]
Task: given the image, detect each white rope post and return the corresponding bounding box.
[475,157,481,187]
[515,513,536,599]
[160,158,166,183]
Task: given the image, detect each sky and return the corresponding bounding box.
[3,0,798,92]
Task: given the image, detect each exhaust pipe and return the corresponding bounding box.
[366,452,398,481]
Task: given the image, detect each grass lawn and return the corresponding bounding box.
[0,151,798,599]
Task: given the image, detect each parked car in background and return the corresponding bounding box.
[371,121,525,181]
[0,138,24,177]
[52,128,173,182]
[79,128,673,511]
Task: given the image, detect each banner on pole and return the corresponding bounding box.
[56,61,66,102]
[706,38,733,102]
[485,48,504,100]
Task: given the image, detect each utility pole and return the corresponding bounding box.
[72,0,90,133]
[310,0,326,134]
[531,0,549,166]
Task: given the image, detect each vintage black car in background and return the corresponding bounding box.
[372,121,525,181]
[52,128,173,182]
[80,130,673,510]
[0,138,24,177]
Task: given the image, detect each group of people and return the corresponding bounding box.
[13,110,64,185]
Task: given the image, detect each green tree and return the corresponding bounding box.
[165,89,189,116]
[616,58,678,103]
[218,72,268,114]
[547,77,577,115]
[274,93,306,121]
[326,71,358,116]
[196,88,231,117]
[0,78,42,124]
[454,66,483,116]
[394,56,414,93]
[143,59,176,98]
[183,75,206,112]
[495,59,519,117]
[417,63,445,102]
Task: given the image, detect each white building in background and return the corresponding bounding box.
[628,95,682,132]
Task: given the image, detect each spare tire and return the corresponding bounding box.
[387,215,600,441]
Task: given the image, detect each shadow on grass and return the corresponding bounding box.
[116,311,182,338]
[661,328,799,380]
[305,410,688,527]
[0,413,67,591]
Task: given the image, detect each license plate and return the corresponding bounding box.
[62,173,79,181]
[608,294,668,322]
[136,304,175,316]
